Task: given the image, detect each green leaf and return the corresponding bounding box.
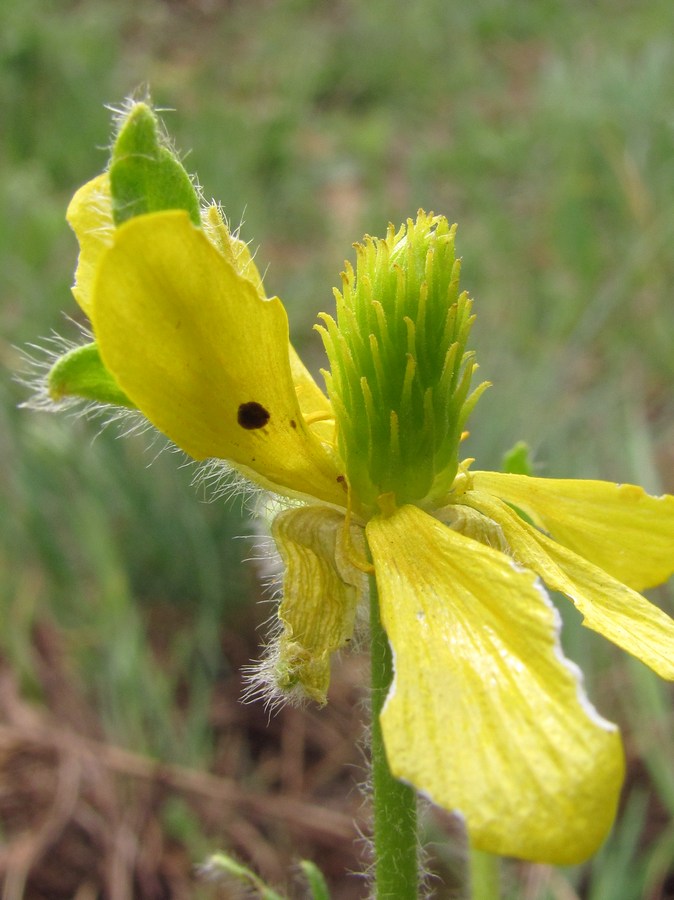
[203,853,286,899]
[501,440,533,476]
[109,101,201,227]
[299,860,332,900]
[48,342,135,407]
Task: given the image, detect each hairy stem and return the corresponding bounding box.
[369,572,419,899]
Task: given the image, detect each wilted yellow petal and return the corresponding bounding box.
[467,491,674,680]
[92,211,347,506]
[272,506,365,704]
[474,471,674,591]
[366,504,624,865]
[66,173,113,316]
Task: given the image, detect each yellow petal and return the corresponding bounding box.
[467,491,674,680]
[272,506,366,704]
[474,471,674,591]
[66,173,114,316]
[203,203,335,445]
[202,202,267,297]
[366,504,624,865]
[91,210,347,506]
[203,203,335,442]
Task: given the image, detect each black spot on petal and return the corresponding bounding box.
[238,401,270,430]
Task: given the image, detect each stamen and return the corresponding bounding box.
[403,315,416,357]
[302,410,336,426]
[401,353,417,412]
[389,409,400,462]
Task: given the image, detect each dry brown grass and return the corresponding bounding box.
[0,622,372,899]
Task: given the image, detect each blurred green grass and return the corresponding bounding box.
[2,0,674,896]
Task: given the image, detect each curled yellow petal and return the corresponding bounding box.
[467,490,674,680]
[202,203,266,297]
[66,173,113,316]
[91,210,346,506]
[366,504,624,865]
[271,506,366,704]
[474,471,674,591]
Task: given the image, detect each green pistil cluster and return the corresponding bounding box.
[318,211,488,514]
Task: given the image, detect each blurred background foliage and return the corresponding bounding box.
[2,0,674,897]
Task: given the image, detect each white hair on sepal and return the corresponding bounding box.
[17,320,94,413]
[192,458,262,512]
[241,632,336,714]
[240,639,293,716]
[239,579,306,716]
[193,458,315,716]
[193,480,293,712]
[16,327,188,473]
[239,498,332,714]
[104,93,206,212]
[246,490,304,580]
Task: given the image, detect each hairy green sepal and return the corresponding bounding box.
[109,102,201,226]
[48,342,135,408]
[318,212,488,512]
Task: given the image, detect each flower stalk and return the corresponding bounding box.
[369,571,419,899]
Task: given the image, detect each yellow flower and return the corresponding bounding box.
[62,172,674,867]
